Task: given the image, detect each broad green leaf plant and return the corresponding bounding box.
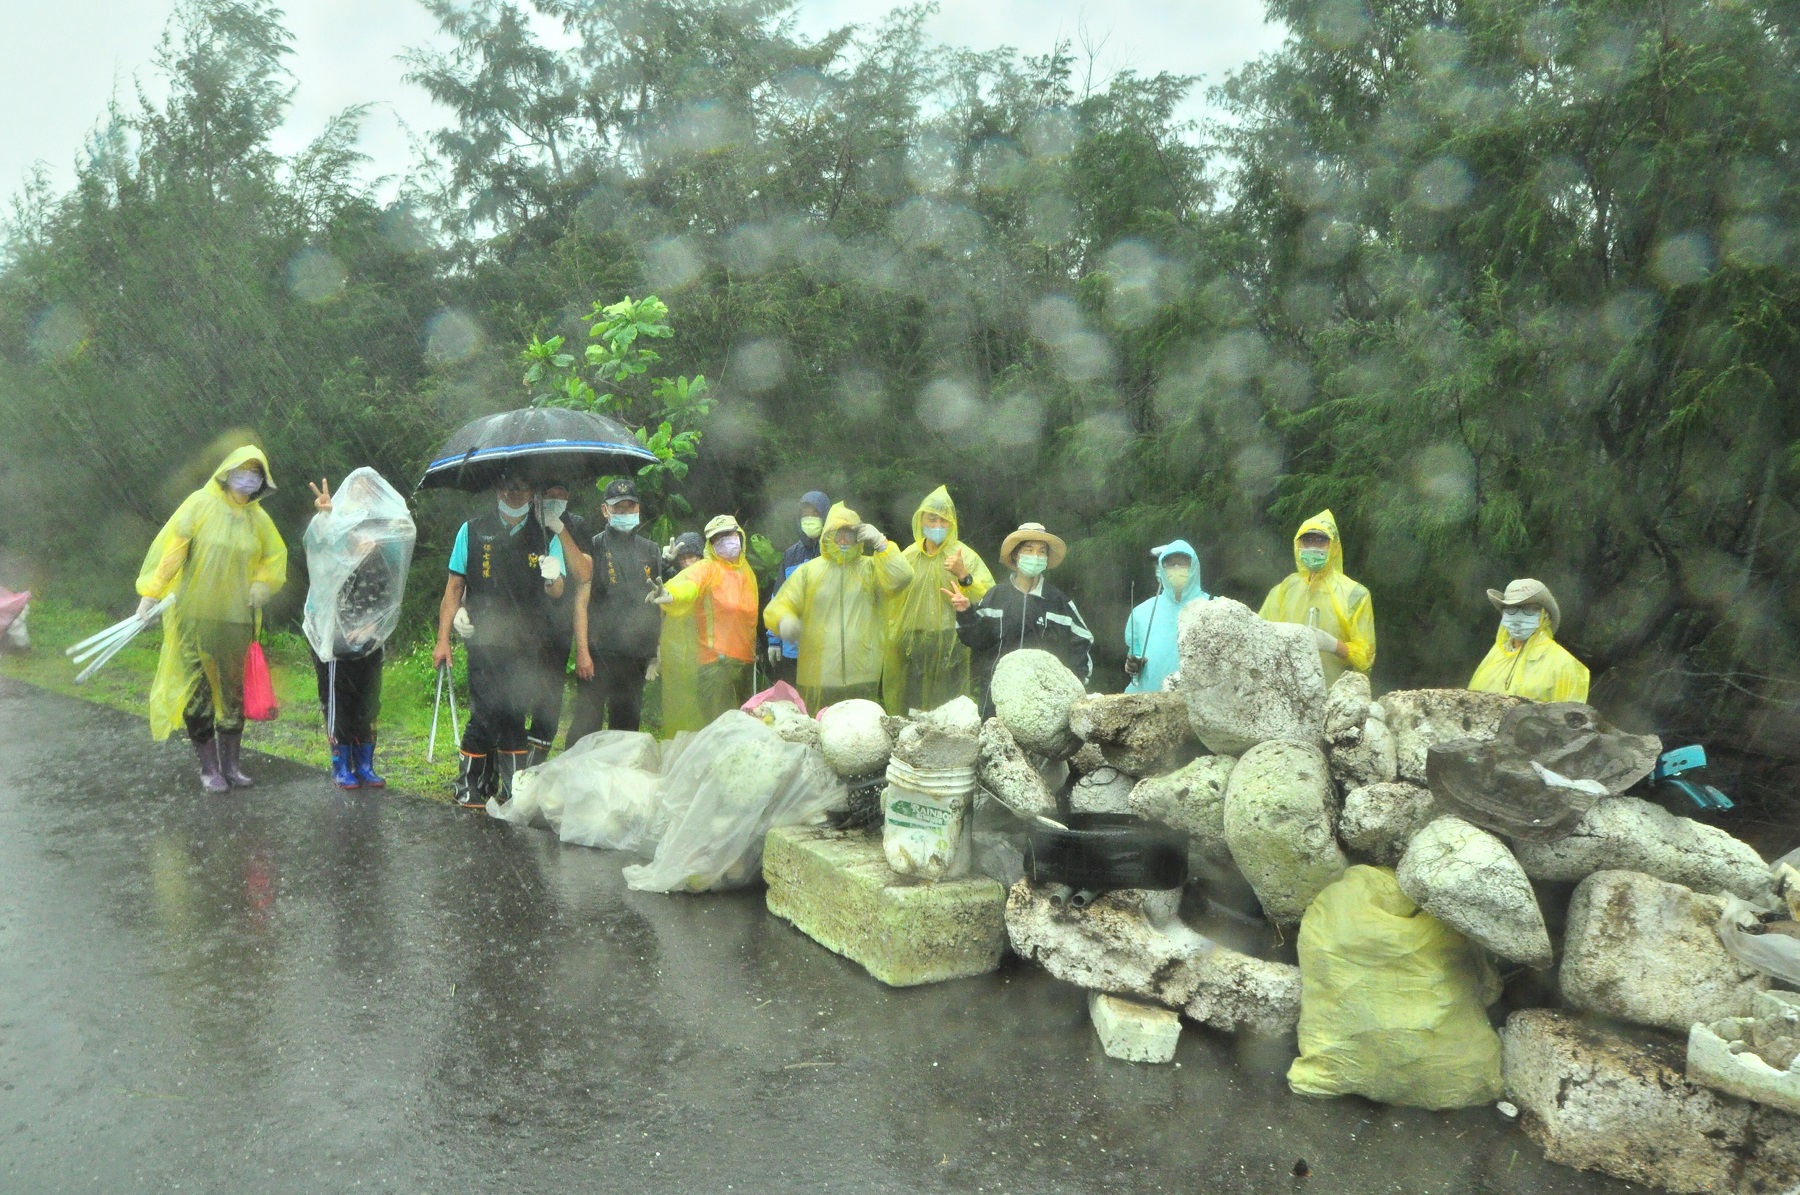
[521,294,713,541]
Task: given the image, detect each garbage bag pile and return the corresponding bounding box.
[980,598,1797,1190]
[489,712,847,893]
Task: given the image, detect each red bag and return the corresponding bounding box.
[243,612,279,722]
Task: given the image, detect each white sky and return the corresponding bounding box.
[0,0,1285,204]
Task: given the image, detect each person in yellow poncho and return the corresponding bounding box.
[135,446,288,792]
[653,533,707,735]
[653,516,760,727]
[762,501,913,711]
[1258,509,1375,690]
[881,485,995,714]
[1468,577,1589,703]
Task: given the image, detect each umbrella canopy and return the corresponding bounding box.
[418,406,659,492]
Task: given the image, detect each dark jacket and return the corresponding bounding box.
[460,510,551,651]
[542,511,592,642]
[587,527,663,657]
[956,577,1094,697]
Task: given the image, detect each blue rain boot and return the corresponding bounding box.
[331,742,360,789]
[352,739,386,789]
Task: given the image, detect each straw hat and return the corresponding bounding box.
[999,522,1067,569]
[1487,578,1561,632]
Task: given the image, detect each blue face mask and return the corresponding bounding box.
[923,525,948,545]
[609,512,640,533]
[498,497,530,520]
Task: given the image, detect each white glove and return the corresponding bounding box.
[1311,627,1339,654]
[645,579,673,606]
[661,537,678,562]
[453,607,474,639]
[646,659,660,682]
[778,616,802,642]
[135,596,162,625]
[248,581,272,609]
[766,643,782,666]
[540,553,564,582]
[542,511,564,535]
[855,523,886,551]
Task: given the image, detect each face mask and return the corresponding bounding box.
[540,498,568,522]
[923,526,948,545]
[1016,553,1048,578]
[1501,609,1542,641]
[714,533,743,561]
[1163,566,1191,594]
[1298,547,1330,572]
[498,497,530,520]
[800,516,824,539]
[227,469,261,498]
[608,512,640,533]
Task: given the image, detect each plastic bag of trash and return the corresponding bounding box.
[1288,865,1505,1109]
[302,468,416,661]
[492,731,664,841]
[1719,855,1800,986]
[624,711,843,893]
[0,587,29,652]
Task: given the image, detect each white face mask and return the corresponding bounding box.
[227,468,262,497]
[498,497,530,520]
[714,533,743,561]
[540,498,568,521]
[1501,609,1542,641]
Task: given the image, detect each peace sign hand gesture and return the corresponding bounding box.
[940,586,970,613]
[308,478,332,513]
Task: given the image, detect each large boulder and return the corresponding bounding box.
[1005,881,1302,1036]
[1068,691,1195,775]
[1688,990,1800,1117]
[1561,870,1771,1033]
[1222,740,1346,924]
[1127,755,1237,868]
[1175,597,1326,755]
[1338,781,1436,866]
[1379,688,1524,784]
[1068,764,1136,814]
[817,699,894,778]
[888,696,981,771]
[1323,671,1398,790]
[975,718,1056,819]
[990,649,1086,758]
[1511,797,1769,899]
[1504,1008,1800,1194]
[1396,816,1553,969]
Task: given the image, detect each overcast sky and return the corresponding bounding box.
[1,0,1285,204]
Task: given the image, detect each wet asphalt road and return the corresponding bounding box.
[0,679,1636,1194]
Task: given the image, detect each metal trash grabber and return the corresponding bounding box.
[70,597,173,682]
[426,661,463,763]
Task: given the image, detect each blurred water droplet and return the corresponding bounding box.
[28,303,90,361]
[1652,231,1715,288]
[730,339,788,393]
[287,248,346,303]
[917,377,980,433]
[424,309,484,364]
[643,235,703,291]
[1411,157,1474,211]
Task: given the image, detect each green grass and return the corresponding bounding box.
[1,597,491,800]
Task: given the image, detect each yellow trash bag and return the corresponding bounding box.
[1287,865,1504,1109]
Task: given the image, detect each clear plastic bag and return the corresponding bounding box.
[302,468,416,661]
[1718,848,1800,985]
[623,711,845,893]
[494,731,665,846]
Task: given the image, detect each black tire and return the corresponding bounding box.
[1024,813,1189,891]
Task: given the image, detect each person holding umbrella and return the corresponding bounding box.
[433,475,574,808]
[135,446,288,792]
[569,479,663,743]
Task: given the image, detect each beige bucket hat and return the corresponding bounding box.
[999,522,1067,569]
[1487,578,1561,632]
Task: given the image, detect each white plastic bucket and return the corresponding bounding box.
[882,757,977,881]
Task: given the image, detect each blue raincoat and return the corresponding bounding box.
[1124,539,1209,693]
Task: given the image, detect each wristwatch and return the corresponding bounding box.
[958,574,973,587]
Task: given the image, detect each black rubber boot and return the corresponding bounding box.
[495,750,529,805]
[453,752,491,808]
[193,736,229,793]
[525,738,552,770]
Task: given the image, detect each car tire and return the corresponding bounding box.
[1024,812,1189,891]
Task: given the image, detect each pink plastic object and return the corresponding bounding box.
[741,679,808,717]
[243,641,279,722]
[0,588,28,637]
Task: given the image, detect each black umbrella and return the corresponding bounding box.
[418,406,659,492]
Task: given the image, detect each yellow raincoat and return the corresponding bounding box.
[136,447,288,740]
[763,502,913,710]
[881,486,995,714]
[661,538,759,724]
[656,603,704,737]
[1468,622,1589,703]
[1258,509,1374,690]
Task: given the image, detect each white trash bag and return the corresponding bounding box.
[302,468,416,662]
[623,712,845,893]
[491,731,666,850]
[1718,847,1800,986]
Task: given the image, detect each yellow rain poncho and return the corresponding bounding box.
[1469,622,1589,703]
[661,537,759,725]
[763,502,913,710]
[881,486,995,714]
[1258,509,1375,690]
[136,447,288,740]
[656,602,704,737]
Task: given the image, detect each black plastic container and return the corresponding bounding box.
[1023,813,1189,891]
